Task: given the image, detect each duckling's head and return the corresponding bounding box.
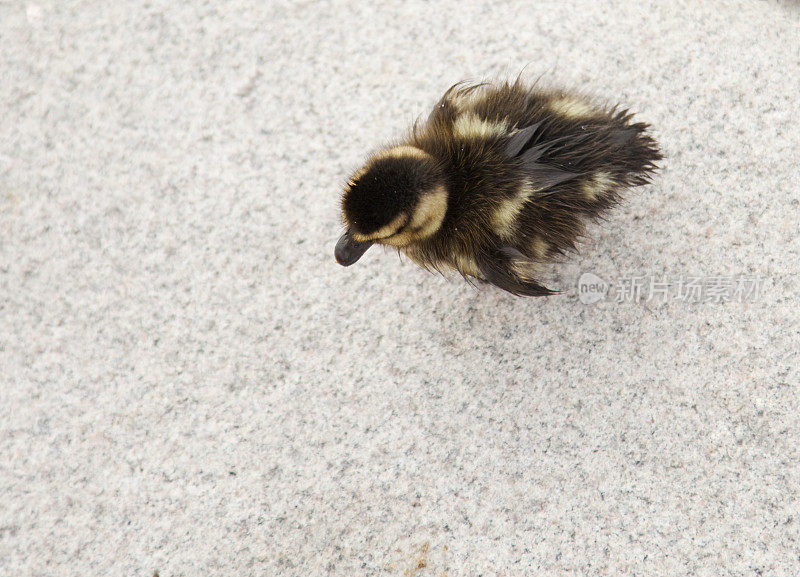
[336,146,448,266]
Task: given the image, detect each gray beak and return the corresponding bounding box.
[334,230,373,266]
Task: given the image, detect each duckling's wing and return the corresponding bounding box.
[506,123,581,190]
[504,122,543,156]
[521,162,579,190]
[477,247,556,297]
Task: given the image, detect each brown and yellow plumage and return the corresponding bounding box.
[335,79,661,296]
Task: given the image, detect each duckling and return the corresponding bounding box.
[335,78,661,296]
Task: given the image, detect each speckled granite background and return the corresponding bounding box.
[2,1,799,575]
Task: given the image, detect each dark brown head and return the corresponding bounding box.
[335,146,448,266]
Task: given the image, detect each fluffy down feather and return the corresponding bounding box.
[336,79,661,296]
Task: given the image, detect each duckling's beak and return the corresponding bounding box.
[335,230,373,266]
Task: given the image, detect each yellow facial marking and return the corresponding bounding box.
[379,185,448,247]
[409,185,448,237]
[380,229,415,247]
[452,112,508,140]
[346,163,371,187]
[351,185,448,247]
[491,180,533,239]
[583,171,614,202]
[351,212,408,242]
[550,96,594,119]
[346,146,433,192]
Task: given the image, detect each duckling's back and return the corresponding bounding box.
[405,80,660,295]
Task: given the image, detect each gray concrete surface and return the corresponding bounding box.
[2,1,799,575]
